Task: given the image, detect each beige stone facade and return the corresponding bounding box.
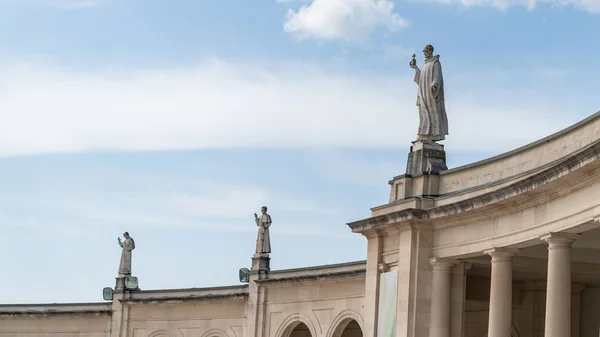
[3,111,600,337]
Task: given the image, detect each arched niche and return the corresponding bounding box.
[326,310,364,337]
[289,322,312,337]
[275,313,318,337]
[330,319,363,337]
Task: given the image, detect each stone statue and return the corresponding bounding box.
[254,206,272,254]
[409,44,448,142]
[117,232,135,276]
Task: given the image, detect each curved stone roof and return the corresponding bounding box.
[353,110,600,237]
[439,110,600,195]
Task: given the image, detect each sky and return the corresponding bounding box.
[0,0,598,304]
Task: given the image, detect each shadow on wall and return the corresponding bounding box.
[480,322,520,337]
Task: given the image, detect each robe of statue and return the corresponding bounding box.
[414,54,448,141]
[118,237,135,275]
[255,213,272,254]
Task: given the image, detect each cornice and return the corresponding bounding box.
[255,269,366,285]
[122,285,249,305]
[0,309,112,317]
[121,292,248,305]
[0,303,112,317]
[257,261,366,285]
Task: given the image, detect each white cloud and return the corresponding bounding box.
[282,0,408,42]
[423,0,600,12]
[23,180,344,238]
[0,58,588,158]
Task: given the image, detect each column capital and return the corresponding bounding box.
[429,258,458,270]
[363,228,382,239]
[484,248,518,261]
[540,232,579,247]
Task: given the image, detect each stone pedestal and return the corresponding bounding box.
[251,253,270,279]
[247,254,269,337]
[406,140,447,176]
[115,275,139,291]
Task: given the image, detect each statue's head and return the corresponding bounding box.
[123,231,130,238]
[423,45,434,59]
[261,206,267,213]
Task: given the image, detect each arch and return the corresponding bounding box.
[326,310,364,337]
[274,313,319,337]
[201,328,231,337]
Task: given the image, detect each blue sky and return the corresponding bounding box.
[0,0,598,304]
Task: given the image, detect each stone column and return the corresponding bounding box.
[363,230,383,337]
[572,284,585,337]
[395,225,433,337]
[541,233,577,337]
[450,262,471,337]
[429,258,457,337]
[485,248,516,337]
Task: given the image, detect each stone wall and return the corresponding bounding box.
[264,278,365,337]
[0,316,111,337]
[0,264,367,337]
[126,300,247,337]
[581,287,600,337]
[0,303,112,337]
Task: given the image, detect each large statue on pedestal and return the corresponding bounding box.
[409,44,448,142]
[404,44,449,176]
[254,206,272,254]
[117,232,135,276]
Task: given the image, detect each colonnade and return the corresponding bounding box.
[428,233,577,337]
